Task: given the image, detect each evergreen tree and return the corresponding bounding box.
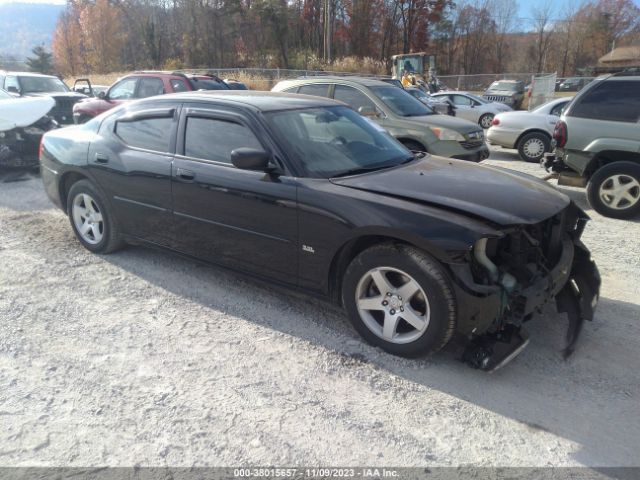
[26,45,54,74]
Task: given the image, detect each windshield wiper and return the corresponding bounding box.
[331,163,399,178]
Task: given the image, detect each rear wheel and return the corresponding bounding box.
[342,243,456,357]
[67,180,124,253]
[587,162,640,219]
[479,113,494,129]
[517,132,550,163]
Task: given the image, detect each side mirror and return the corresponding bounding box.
[231,148,272,171]
[98,91,107,99]
[358,106,378,118]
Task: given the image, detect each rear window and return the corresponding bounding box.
[298,84,330,97]
[115,117,173,152]
[570,80,640,123]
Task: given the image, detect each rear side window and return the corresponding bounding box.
[115,117,173,152]
[298,84,330,97]
[184,117,262,164]
[170,79,189,92]
[571,80,640,123]
[137,77,165,98]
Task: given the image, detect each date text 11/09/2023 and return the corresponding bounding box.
[233,468,399,478]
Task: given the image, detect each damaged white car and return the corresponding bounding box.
[0,88,57,167]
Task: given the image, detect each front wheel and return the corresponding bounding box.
[479,113,494,129]
[586,162,640,219]
[67,179,124,253]
[342,244,456,357]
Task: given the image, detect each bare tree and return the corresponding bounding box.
[531,0,554,73]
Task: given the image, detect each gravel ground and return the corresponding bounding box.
[0,146,639,468]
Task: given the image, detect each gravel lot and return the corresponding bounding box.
[1,146,639,468]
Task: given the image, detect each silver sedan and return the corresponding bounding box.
[431,91,512,128]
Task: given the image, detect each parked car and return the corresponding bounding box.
[39,91,599,370]
[544,72,640,219]
[0,71,86,125]
[223,79,249,90]
[272,77,489,162]
[404,87,456,116]
[483,80,525,109]
[431,91,511,128]
[72,71,230,123]
[0,88,57,167]
[558,77,592,92]
[487,97,573,162]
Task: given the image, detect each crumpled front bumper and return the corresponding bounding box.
[450,229,600,370]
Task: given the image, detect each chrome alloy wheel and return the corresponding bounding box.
[599,174,640,210]
[72,193,104,244]
[522,137,545,159]
[355,267,431,344]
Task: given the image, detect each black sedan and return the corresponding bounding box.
[39,91,600,370]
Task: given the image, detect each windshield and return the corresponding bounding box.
[409,89,428,99]
[489,81,518,91]
[370,86,434,116]
[19,76,69,93]
[265,106,412,178]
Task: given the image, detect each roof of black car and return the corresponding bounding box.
[160,90,340,112]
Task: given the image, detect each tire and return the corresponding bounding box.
[66,179,124,253]
[586,162,640,219]
[517,132,550,163]
[479,113,494,129]
[400,140,427,154]
[342,243,456,358]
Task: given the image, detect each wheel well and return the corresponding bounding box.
[585,151,640,179]
[59,171,89,213]
[328,235,413,305]
[515,129,551,149]
[397,138,427,152]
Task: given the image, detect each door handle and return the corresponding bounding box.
[95,153,109,164]
[176,168,195,181]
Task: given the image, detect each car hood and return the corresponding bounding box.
[0,96,55,131]
[331,156,569,225]
[404,114,481,134]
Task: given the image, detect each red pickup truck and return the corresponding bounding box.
[72,71,230,123]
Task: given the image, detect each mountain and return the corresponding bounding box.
[0,2,65,61]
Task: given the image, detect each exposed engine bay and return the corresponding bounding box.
[458,203,600,371]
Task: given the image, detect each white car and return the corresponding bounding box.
[487,97,573,162]
[431,91,512,129]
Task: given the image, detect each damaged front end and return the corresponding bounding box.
[0,116,58,168]
[451,202,600,371]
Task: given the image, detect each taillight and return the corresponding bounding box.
[553,120,567,148]
[491,117,500,126]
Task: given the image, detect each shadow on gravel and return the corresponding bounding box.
[95,243,640,469]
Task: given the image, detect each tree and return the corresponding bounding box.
[26,45,54,74]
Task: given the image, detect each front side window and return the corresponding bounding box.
[298,84,330,97]
[136,77,165,98]
[18,76,69,93]
[451,95,473,106]
[570,80,640,123]
[266,106,411,178]
[369,86,434,117]
[333,85,377,113]
[109,78,138,100]
[115,116,173,152]
[184,117,262,164]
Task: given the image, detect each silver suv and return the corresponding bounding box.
[544,72,640,219]
[272,77,489,161]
